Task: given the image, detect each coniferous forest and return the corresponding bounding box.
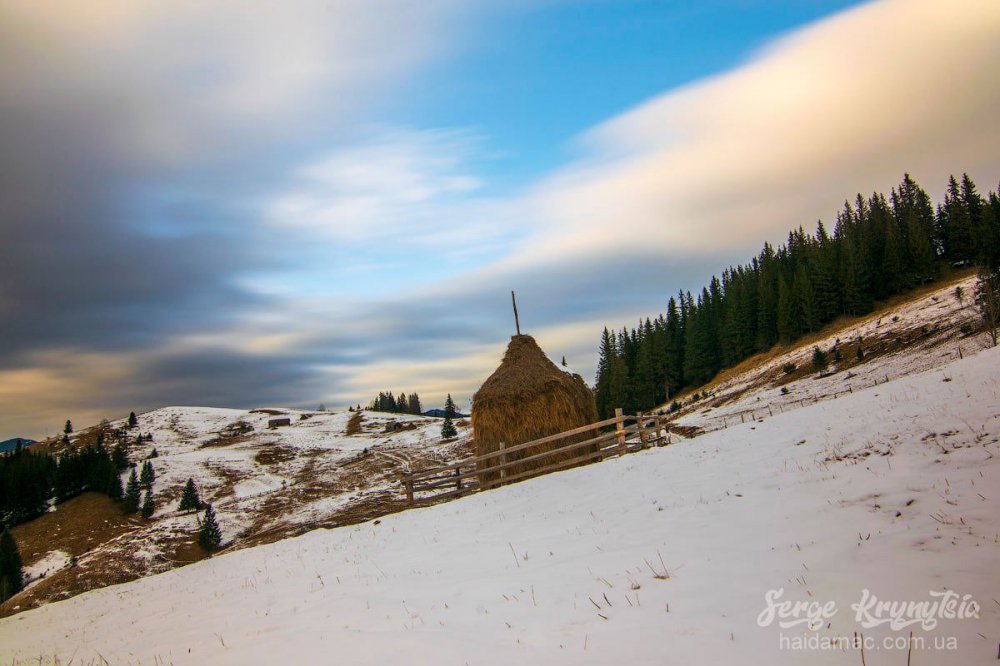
[367,391,424,415]
[594,174,1000,418]
[0,427,143,528]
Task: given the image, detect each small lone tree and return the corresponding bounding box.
[149,447,158,459]
[812,346,829,372]
[0,528,24,603]
[141,489,155,519]
[63,420,73,435]
[441,394,458,439]
[128,411,138,428]
[178,478,201,512]
[123,468,141,513]
[198,504,223,551]
[561,355,568,367]
[140,461,155,488]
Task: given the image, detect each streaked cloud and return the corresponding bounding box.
[2,0,998,438]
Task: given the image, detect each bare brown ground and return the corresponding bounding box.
[1,493,143,617]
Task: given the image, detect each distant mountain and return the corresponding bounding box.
[422,409,468,419]
[0,437,35,454]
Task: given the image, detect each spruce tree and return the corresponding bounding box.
[594,328,616,418]
[128,411,138,428]
[140,461,155,488]
[141,489,155,519]
[111,441,129,470]
[441,394,458,439]
[0,528,23,603]
[123,468,141,513]
[178,478,201,512]
[812,346,829,372]
[198,504,223,551]
[64,420,73,435]
[777,274,795,343]
[106,467,124,500]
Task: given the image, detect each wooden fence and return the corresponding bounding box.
[401,408,670,506]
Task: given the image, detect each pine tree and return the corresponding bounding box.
[111,441,129,470]
[128,411,138,428]
[561,355,567,367]
[63,420,73,435]
[178,478,201,512]
[198,504,223,551]
[792,264,817,333]
[139,461,155,487]
[122,468,141,513]
[441,394,458,439]
[0,528,23,603]
[812,346,829,372]
[776,276,795,343]
[141,489,155,519]
[106,467,124,500]
[594,328,615,418]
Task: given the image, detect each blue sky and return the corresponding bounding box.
[1,0,998,438]
[388,1,865,187]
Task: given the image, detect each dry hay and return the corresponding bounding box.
[345,411,364,436]
[472,335,598,487]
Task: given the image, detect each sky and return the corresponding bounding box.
[1,0,998,439]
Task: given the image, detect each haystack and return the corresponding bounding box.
[472,335,599,487]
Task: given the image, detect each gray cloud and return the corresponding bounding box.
[0,1,468,435]
[3,0,999,439]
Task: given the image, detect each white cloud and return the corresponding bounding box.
[264,127,528,261]
[506,0,1000,266]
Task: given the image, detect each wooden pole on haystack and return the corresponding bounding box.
[511,291,521,335]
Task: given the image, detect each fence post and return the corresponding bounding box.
[615,407,626,457]
[637,412,648,449]
[655,416,664,446]
[500,442,508,486]
[455,467,462,492]
[405,474,414,506]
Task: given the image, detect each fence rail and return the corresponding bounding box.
[401,408,670,506]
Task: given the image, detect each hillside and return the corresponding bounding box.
[2,408,471,616]
[1,332,998,663]
[667,273,988,435]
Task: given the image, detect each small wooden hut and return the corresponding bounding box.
[472,335,599,487]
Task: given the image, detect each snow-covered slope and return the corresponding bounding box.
[2,345,998,664]
[671,274,988,436]
[2,407,469,615]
